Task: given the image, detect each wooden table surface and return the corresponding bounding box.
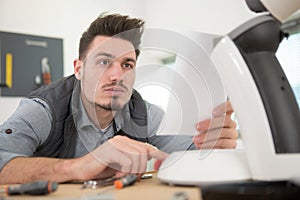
[0,174,202,200]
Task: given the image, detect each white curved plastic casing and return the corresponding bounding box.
[157,1,300,186]
[211,35,300,181]
[158,149,251,186]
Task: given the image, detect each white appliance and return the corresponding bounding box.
[157,0,300,186]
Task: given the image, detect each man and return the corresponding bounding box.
[0,13,238,184]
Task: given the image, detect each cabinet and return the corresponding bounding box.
[0,31,63,96]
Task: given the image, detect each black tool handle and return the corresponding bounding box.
[7,181,58,195]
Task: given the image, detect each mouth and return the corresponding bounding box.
[104,87,126,95]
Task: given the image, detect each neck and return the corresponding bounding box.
[80,95,115,129]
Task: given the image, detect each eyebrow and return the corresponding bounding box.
[124,58,136,64]
[94,52,114,58]
[94,52,136,64]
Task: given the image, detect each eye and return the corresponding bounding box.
[97,59,111,66]
[122,62,135,70]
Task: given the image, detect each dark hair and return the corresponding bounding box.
[79,13,145,60]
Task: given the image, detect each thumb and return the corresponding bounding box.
[213,101,233,117]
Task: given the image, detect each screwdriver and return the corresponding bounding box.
[0,180,58,195]
[114,174,137,189]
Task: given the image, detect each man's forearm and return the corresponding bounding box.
[0,136,169,184]
[0,157,78,184]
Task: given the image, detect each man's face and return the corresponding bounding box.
[75,36,136,110]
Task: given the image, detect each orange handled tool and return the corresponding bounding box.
[114,174,137,189]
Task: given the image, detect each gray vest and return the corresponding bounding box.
[27,75,148,158]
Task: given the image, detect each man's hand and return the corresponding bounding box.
[192,101,238,149]
[0,136,167,184]
[73,135,168,181]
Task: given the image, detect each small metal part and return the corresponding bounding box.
[81,180,97,189]
[141,173,153,179]
[81,177,119,189]
[172,191,189,200]
[82,174,153,189]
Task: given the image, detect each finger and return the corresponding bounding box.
[84,147,132,180]
[193,129,239,145]
[196,138,237,149]
[103,136,168,173]
[121,145,146,174]
[113,138,151,174]
[117,154,134,174]
[92,139,134,173]
[115,171,128,178]
[109,152,133,174]
[119,145,166,174]
[124,152,140,174]
[95,167,117,180]
[213,101,233,117]
[110,136,152,156]
[112,144,142,174]
[109,136,167,173]
[146,143,169,161]
[139,151,148,174]
[214,116,237,129]
[196,116,236,131]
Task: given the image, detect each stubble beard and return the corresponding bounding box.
[96,81,131,111]
[96,96,124,111]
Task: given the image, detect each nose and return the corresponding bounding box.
[109,62,124,81]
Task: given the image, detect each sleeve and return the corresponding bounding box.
[145,101,196,154]
[0,98,52,170]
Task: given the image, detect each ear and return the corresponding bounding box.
[74,59,82,80]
